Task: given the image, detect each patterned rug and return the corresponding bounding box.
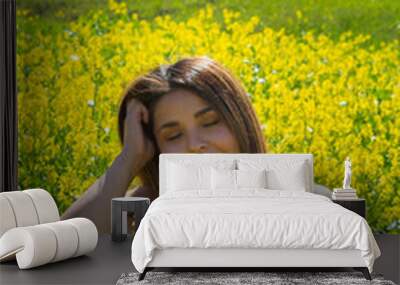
[116,271,396,285]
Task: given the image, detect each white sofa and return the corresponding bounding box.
[0,189,98,269]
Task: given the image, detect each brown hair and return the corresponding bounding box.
[118,57,266,197]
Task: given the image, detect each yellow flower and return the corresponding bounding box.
[17,4,400,233]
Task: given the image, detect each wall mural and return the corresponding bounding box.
[17,1,400,233]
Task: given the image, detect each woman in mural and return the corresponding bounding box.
[62,57,266,233]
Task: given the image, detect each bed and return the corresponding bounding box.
[131,154,381,280]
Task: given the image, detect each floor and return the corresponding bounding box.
[0,235,134,284]
[373,234,400,284]
[0,234,398,284]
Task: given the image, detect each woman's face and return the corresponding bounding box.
[153,89,240,153]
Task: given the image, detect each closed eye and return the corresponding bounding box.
[166,132,182,141]
[203,119,220,127]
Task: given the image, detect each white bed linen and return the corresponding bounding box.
[131,190,380,273]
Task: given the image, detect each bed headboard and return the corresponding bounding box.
[159,153,314,196]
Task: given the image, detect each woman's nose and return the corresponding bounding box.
[186,131,207,153]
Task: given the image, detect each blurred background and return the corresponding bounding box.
[16,0,400,233]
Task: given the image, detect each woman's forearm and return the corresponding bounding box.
[61,150,139,233]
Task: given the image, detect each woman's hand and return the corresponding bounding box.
[62,99,155,233]
[121,99,155,176]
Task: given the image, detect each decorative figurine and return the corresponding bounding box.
[343,157,352,189]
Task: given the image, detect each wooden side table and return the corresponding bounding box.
[332,198,366,218]
[111,197,150,242]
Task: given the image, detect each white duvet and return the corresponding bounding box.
[131,190,380,273]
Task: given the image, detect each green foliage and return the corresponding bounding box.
[17,1,400,233]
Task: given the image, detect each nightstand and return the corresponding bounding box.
[332,198,366,218]
[111,197,150,242]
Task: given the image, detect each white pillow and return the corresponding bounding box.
[212,168,236,190]
[212,169,267,190]
[268,161,308,191]
[238,159,309,191]
[236,169,267,188]
[166,159,236,192]
[167,162,211,191]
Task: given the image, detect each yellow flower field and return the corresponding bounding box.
[17,1,400,232]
